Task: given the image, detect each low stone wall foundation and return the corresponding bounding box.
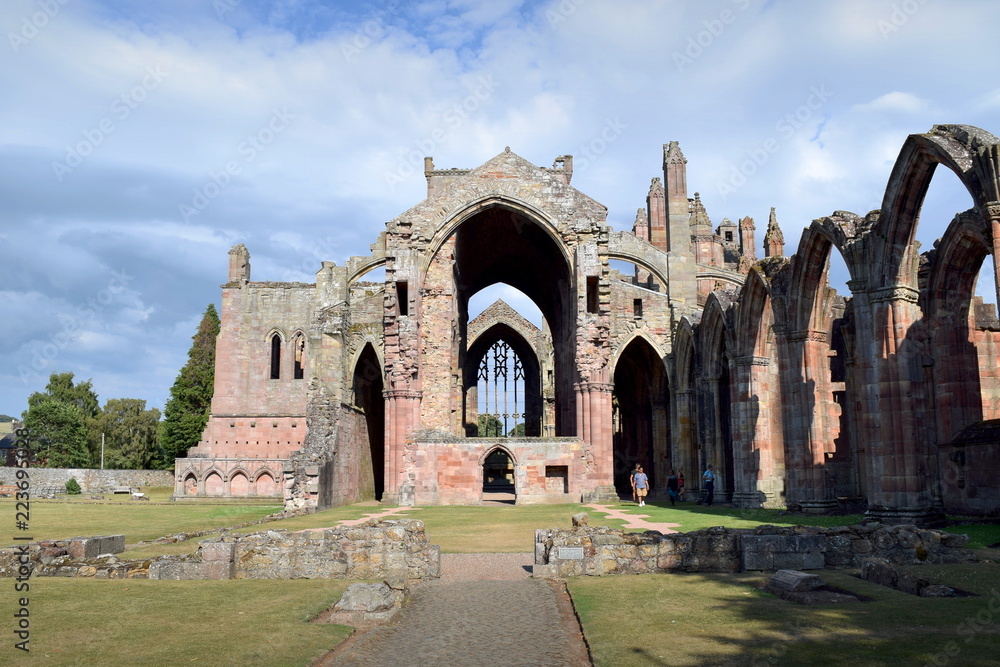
[533,524,974,577]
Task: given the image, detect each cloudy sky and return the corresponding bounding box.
[2,0,999,417]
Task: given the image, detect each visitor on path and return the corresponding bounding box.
[666,470,680,505]
[630,463,641,503]
[702,465,715,506]
[678,470,686,501]
[633,466,649,507]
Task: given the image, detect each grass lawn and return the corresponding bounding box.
[0,487,282,547]
[944,523,1000,549]
[0,578,355,666]
[592,499,862,532]
[568,563,1000,666]
[231,503,630,553]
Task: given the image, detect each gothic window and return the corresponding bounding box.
[269,333,282,379]
[293,333,305,380]
[477,340,525,437]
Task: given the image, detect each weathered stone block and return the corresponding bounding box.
[768,569,825,593]
[200,541,236,563]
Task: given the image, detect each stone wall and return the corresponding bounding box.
[151,518,439,582]
[405,434,587,505]
[0,467,173,493]
[532,524,974,578]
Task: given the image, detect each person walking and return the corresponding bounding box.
[629,463,640,503]
[702,464,715,506]
[677,470,686,501]
[666,469,680,505]
[633,466,650,507]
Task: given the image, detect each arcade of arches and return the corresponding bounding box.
[174,125,1000,525]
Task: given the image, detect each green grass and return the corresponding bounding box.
[232,503,629,553]
[944,523,1000,549]
[0,578,355,666]
[592,500,862,532]
[568,563,1000,666]
[0,488,282,546]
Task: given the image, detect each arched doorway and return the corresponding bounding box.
[612,337,668,497]
[353,343,385,501]
[482,446,516,503]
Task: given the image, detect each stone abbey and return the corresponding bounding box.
[174,124,1000,525]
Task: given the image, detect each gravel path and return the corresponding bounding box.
[318,553,591,666]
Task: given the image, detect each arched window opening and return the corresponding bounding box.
[293,333,305,380]
[477,340,525,437]
[269,333,282,380]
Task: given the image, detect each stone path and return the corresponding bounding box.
[584,503,681,534]
[316,553,591,666]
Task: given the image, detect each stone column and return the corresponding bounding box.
[577,381,617,502]
[731,355,781,508]
[672,389,696,488]
[383,388,421,505]
[989,202,1000,308]
[861,285,942,525]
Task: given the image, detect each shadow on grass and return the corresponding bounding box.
[570,565,1000,667]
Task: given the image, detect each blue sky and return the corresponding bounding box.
[2,0,999,417]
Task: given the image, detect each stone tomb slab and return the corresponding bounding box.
[764,569,865,605]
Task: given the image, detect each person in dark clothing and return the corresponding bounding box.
[666,470,679,505]
[702,464,715,506]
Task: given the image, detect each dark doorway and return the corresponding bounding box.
[612,338,668,496]
[353,343,385,501]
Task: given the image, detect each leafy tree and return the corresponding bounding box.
[477,414,504,437]
[66,477,81,494]
[508,422,526,437]
[160,304,220,464]
[26,372,101,461]
[23,400,91,467]
[0,414,15,422]
[97,398,162,469]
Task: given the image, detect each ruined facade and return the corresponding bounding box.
[175,124,1000,524]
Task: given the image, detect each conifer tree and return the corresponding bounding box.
[159,304,220,464]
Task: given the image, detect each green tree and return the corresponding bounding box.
[477,414,504,437]
[23,400,91,467]
[97,398,162,469]
[508,422,526,437]
[160,304,220,464]
[26,372,101,461]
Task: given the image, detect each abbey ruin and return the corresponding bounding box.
[174,124,1000,525]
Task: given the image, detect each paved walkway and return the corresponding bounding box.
[584,503,681,533]
[317,553,591,666]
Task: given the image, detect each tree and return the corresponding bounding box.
[22,372,100,467]
[97,398,161,469]
[477,414,504,437]
[508,422,526,437]
[22,400,91,467]
[160,304,220,463]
